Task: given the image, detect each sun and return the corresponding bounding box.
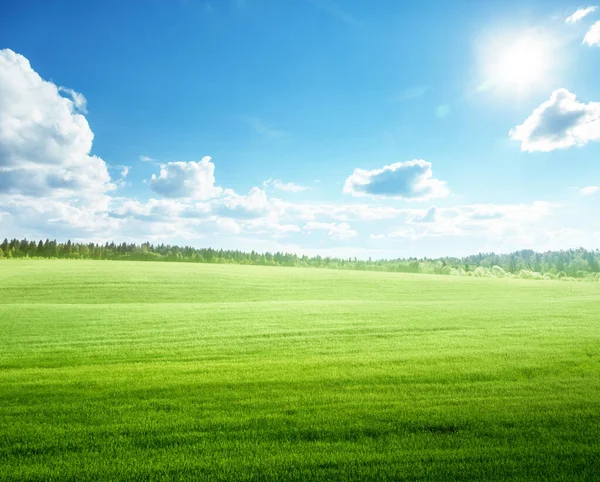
[479,31,554,94]
[494,36,548,88]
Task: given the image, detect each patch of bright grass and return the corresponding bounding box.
[1,260,599,480]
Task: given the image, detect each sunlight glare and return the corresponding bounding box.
[480,32,553,94]
[496,37,547,87]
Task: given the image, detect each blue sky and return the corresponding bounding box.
[1,0,600,258]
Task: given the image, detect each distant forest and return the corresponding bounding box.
[2,238,600,281]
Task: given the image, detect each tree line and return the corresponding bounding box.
[1,238,599,280]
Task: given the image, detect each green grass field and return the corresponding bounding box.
[1,260,599,481]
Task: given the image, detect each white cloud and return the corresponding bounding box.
[180,202,213,219]
[107,199,243,240]
[381,202,556,239]
[566,6,597,23]
[580,185,600,195]
[274,200,411,222]
[216,187,272,219]
[148,157,223,199]
[583,21,600,45]
[3,49,595,257]
[104,191,303,241]
[0,48,113,198]
[388,228,416,239]
[509,89,600,152]
[0,195,117,239]
[304,221,357,240]
[343,160,449,200]
[109,198,193,222]
[58,87,87,113]
[410,206,437,223]
[441,202,555,237]
[0,50,379,246]
[264,178,311,193]
[111,165,130,189]
[215,217,241,234]
[243,218,301,236]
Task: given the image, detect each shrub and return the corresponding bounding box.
[518,269,544,280]
[472,267,489,277]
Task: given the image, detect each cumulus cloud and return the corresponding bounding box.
[0,50,350,244]
[583,21,600,46]
[509,89,600,152]
[216,187,271,219]
[580,185,600,195]
[110,165,130,189]
[243,219,301,236]
[410,206,437,223]
[58,87,87,113]
[275,200,411,222]
[386,201,556,239]
[3,50,590,255]
[566,6,597,23]
[387,228,416,239]
[215,217,242,234]
[104,190,302,240]
[148,157,223,199]
[0,195,116,239]
[264,178,311,193]
[109,198,192,223]
[304,221,357,240]
[343,160,449,200]
[0,48,113,198]
[106,198,242,240]
[371,202,556,241]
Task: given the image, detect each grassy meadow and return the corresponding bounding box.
[1,260,599,481]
